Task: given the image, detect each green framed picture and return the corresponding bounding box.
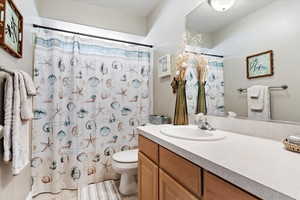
[246,50,273,79]
[0,0,23,58]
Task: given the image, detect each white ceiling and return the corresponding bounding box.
[187,0,276,33]
[71,0,162,17]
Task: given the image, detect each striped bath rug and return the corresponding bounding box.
[80,180,121,200]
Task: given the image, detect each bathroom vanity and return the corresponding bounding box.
[137,125,300,200]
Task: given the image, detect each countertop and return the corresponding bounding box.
[137,125,300,200]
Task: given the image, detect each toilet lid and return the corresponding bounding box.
[112,149,138,163]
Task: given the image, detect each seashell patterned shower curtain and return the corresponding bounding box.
[186,55,225,118]
[31,32,153,196]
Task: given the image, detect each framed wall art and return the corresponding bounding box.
[0,0,23,58]
[246,50,273,79]
[158,54,171,78]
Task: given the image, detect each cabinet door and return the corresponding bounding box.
[204,171,260,200]
[138,152,158,200]
[159,169,199,200]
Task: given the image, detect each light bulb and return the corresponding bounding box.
[208,0,236,12]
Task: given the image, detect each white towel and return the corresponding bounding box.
[19,72,34,121]
[3,73,13,163]
[11,72,30,175]
[247,86,271,121]
[20,71,37,96]
[3,71,31,175]
[287,136,300,145]
[248,85,261,98]
[248,86,265,111]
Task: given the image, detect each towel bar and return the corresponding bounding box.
[237,85,288,93]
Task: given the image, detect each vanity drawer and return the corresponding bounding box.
[159,147,202,198]
[138,135,159,164]
[204,171,260,200]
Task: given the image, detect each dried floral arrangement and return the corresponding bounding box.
[174,31,208,82]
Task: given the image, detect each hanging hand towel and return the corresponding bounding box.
[11,72,31,175]
[248,86,265,111]
[248,85,261,98]
[3,73,13,163]
[247,86,271,121]
[3,71,31,175]
[19,72,34,121]
[20,71,37,96]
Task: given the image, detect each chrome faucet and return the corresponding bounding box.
[196,113,215,131]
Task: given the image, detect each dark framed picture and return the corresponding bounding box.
[246,50,273,79]
[0,0,23,58]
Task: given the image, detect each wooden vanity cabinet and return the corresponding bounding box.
[138,135,198,200]
[138,135,260,200]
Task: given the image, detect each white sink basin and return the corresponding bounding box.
[160,125,226,141]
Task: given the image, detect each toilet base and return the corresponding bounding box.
[119,173,137,196]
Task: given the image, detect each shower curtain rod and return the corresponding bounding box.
[201,52,224,58]
[33,24,154,48]
[185,50,224,58]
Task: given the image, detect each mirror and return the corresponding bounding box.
[185,0,300,123]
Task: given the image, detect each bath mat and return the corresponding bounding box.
[80,180,121,200]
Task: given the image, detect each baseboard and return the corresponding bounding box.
[25,192,32,200]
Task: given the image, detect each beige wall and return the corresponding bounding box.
[145,0,203,120]
[0,0,39,199]
[212,0,300,122]
[35,0,148,36]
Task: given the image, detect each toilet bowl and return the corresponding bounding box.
[112,149,138,195]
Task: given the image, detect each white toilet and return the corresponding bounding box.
[112,149,138,195]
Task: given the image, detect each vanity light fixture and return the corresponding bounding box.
[208,0,236,12]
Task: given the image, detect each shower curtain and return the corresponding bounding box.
[31,32,153,196]
[186,55,224,117]
[205,56,225,116]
